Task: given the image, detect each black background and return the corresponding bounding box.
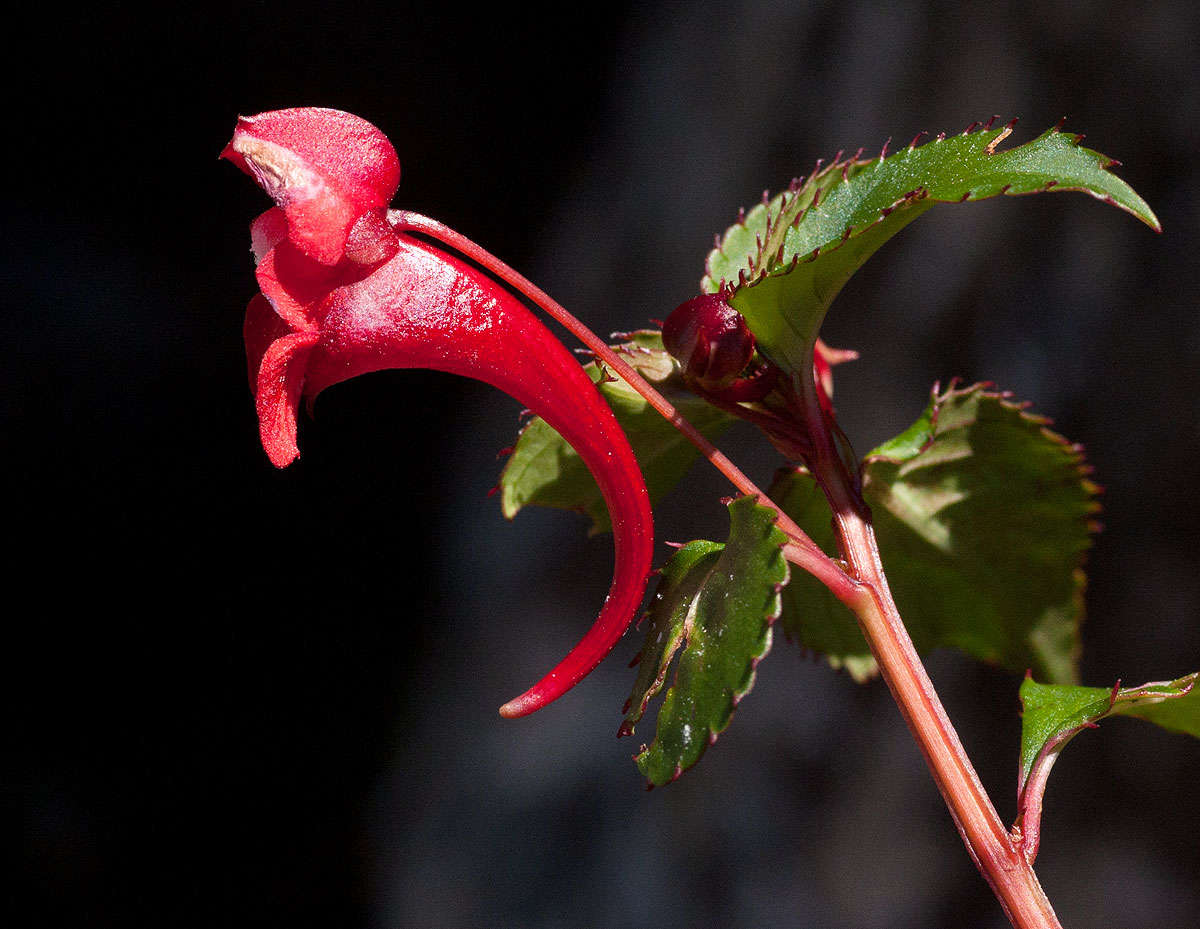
[7,2,1199,927]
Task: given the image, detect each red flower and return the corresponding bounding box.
[222,108,654,717]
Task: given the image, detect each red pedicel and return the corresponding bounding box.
[223,107,654,718]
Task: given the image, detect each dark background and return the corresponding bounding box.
[7,2,1199,927]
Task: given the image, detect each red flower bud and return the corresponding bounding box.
[223,108,653,718]
[662,294,757,389]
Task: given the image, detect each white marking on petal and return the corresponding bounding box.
[231,135,325,205]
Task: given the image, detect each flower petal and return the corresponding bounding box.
[253,329,320,468]
[249,208,288,264]
[244,294,292,388]
[342,208,400,267]
[222,108,402,266]
[254,241,335,333]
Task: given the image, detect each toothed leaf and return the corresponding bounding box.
[1019,674,1200,794]
[771,384,1097,683]
[626,497,788,786]
[500,331,735,534]
[1016,674,1198,853]
[702,123,1160,377]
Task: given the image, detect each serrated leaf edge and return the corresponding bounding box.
[865,381,1103,536]
[865,380,1103,506]
[873,380,1100,682]
[702,150,870,293]
[702,118,1159,298]
[773,382,1100,684]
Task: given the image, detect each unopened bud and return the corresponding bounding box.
[662,294,756,388]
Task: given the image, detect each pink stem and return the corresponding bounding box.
[390,211,856,602]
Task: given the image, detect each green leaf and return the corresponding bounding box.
[1016,673,1198,856]
[499,331,736,534]
[771,383,1099,684]
[700,122,1160,377]
[622,497,789,786]
[1019,673,1200,793]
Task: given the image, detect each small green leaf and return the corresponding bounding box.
[624,497,788,786]
[1016,673,1198,857]
[771,383,1098,683]
[499,331,735,534]
[701,122,1159,378]
[1019,673,1200,793]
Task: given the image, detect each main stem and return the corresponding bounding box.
[793,371,1062,929]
